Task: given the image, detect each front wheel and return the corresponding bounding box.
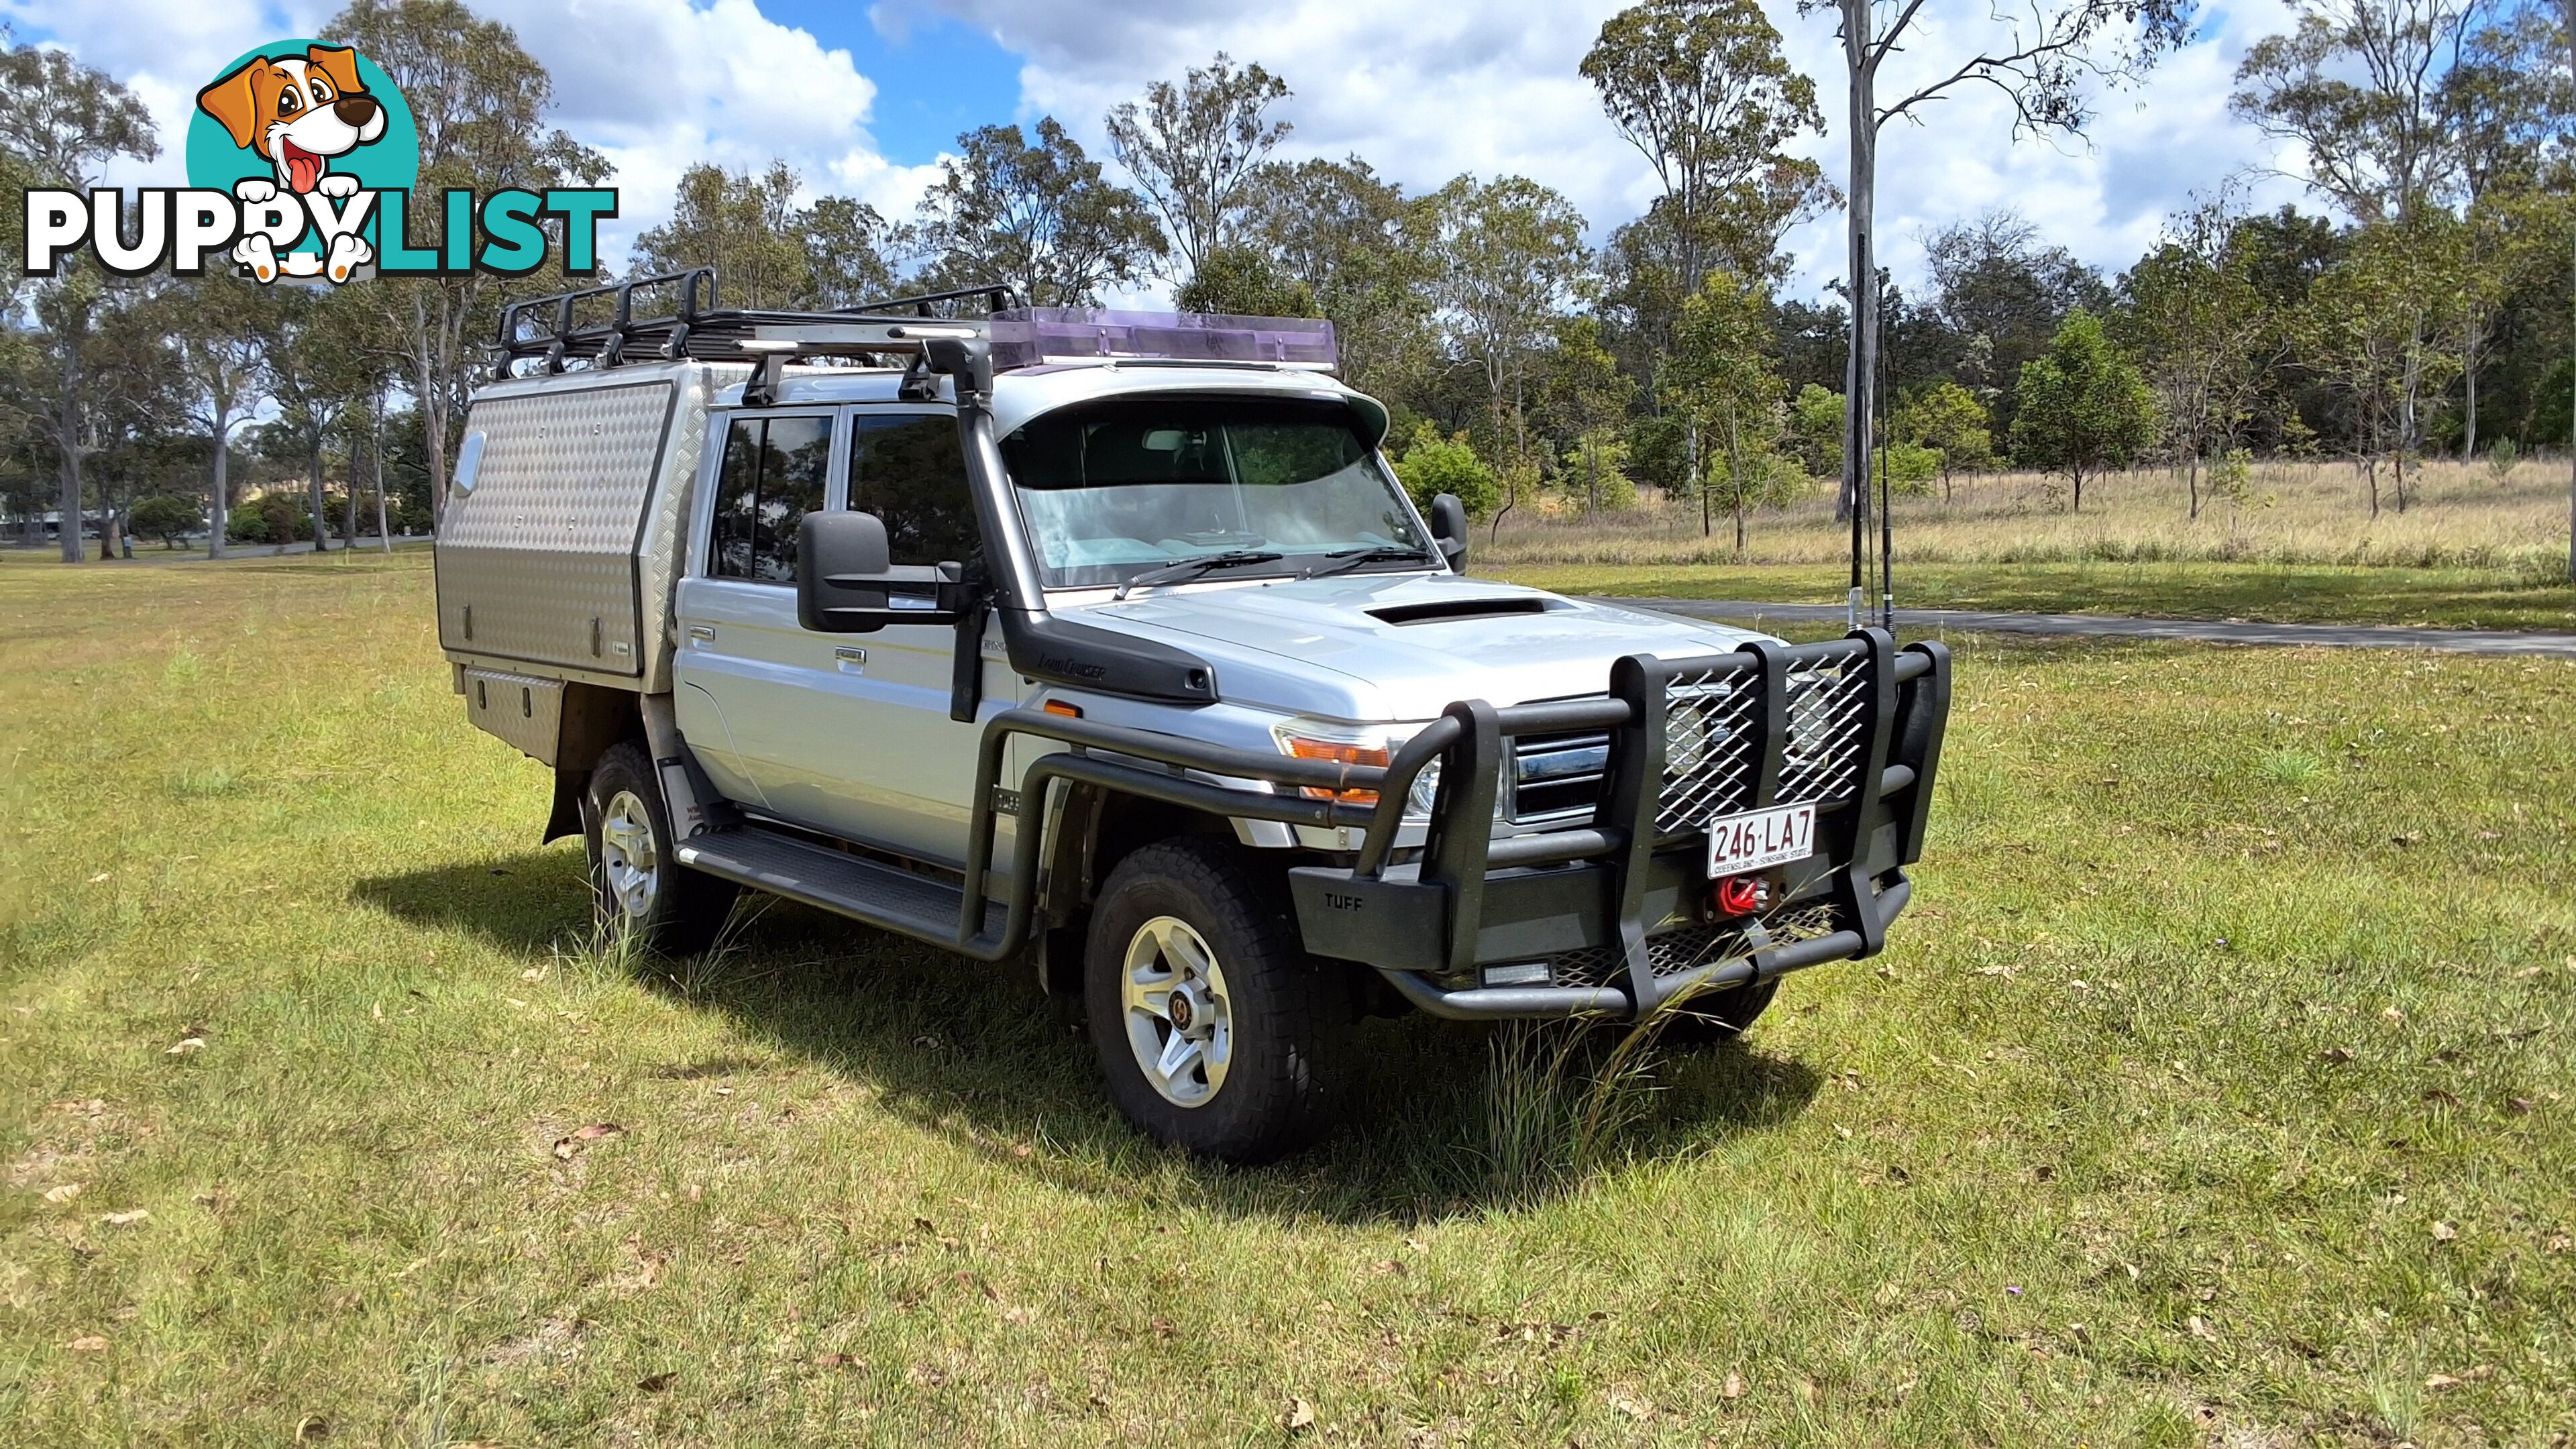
[1083,839,1350,1163]
[582,740,739,955]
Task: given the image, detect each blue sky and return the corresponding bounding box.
[752,3,1022,168]
[2,0,2317,304]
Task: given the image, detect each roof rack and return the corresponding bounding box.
[490,268,1340,388]
[490,269,1024,380]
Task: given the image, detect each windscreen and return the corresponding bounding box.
[1002,396,1429,590]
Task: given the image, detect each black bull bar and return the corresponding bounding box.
[953,628,1951,1021]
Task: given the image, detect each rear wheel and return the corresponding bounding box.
[582,741,738,955]
[1084,839,1349,1163]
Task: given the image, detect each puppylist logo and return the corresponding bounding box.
[20,39,614,285]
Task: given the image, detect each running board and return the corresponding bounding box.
[674,826,1004,946]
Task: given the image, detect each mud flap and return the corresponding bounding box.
[543,767,585,843]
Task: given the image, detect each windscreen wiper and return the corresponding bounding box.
[1113,549,1285,600]
[1297,545,1435,580]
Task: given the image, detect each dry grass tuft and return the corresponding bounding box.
[1486,458,2574,576]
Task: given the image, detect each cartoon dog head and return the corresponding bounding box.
[195,46,386,195]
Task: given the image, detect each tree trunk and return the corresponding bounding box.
[2459,319,2481,462]
[308,445,333,553]
[2187,451,2201,522]
[373,384,394,553]
[208,414,231,559]
[343,443,360,548]
[55,339,83,564]
[2072,466,2084,515]
[1725,407,1747,553]
[1689,415,1708,538]
[415,291,450,529]
[1838,0,1877,619]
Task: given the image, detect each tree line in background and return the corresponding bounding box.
[3,0,2571,564]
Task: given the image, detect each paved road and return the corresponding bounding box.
[1592,596,2576,658]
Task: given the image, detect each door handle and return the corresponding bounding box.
[687,625,715,642]
[834,645,867,674]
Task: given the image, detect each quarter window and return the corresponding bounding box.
[708,414,831,582]
[847,413,977,568]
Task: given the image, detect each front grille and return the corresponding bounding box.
[1507,729,1609,821]
[1659,673,1758,832]
[1659,654,1874,832]
[1776,660,1872,806]
[1542,922,1749,989]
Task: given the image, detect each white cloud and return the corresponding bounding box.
[932,0,2319,300]
[7,0,2325,297]
[3,0,949,268]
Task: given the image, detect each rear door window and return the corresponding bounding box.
[708,413,833,582]
[847,413,977,568]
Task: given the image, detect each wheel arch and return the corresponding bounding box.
[1032,780,1248,995]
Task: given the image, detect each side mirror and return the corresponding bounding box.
[1429,492,1469,572]
[798,511,892,631]
[798,511,981,633]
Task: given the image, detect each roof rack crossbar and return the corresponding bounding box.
[841,283,1024,318]
[484,271,1339,382]
[488,268,1026,380]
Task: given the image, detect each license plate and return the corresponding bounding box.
[1705,802,1816,877]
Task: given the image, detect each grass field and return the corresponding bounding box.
[5,550,2575,1445]
[1489,560,2576,632]
[1484,459,2576,630]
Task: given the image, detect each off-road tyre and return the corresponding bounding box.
[1084,838,1351,1163]
[582,740,739,956]
[1654,977,1780,1046]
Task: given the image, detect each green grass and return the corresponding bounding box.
[1491,559,2576,631]
[5,550,2574,1444]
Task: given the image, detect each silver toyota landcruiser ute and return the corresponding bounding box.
[435,271,1953,1161]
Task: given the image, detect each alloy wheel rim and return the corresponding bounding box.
[1120,915,1232,1108]
[598,790,659,919]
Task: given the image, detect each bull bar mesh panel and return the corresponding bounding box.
[1658,641,1877,833]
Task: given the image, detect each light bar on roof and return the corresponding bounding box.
[989,307,1338,372]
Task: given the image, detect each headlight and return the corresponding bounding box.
[1272,719,1442,816]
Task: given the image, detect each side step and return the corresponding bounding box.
[674,826,1004,947]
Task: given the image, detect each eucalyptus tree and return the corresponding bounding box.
[162,276,276,559]
[264,287,393,551]
[2010,310,2159,513]
[0,42,158,561]
[2119,203,2281,518]
[1800,0,2190,613]
[1538,316,1637,520]
[1429,176,1590,535]
[633,163,898,311]
[1234,157,1442,400]
[1582,0,1829,359]
[2233,0,2495,485]
[906,119,1162,306]
[326,0,606,528]
[1105,54,1293,288]
[1664,268,1788,547]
